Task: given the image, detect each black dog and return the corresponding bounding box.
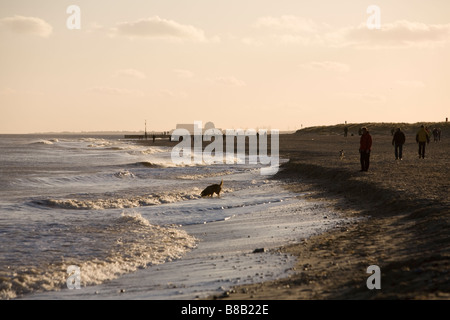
[201,180,223,197]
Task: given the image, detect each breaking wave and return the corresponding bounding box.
[113,170,136,179]
[135,161,167,168]
[29,139,58,145]
[0,212,197,300]
[32,190,203,210]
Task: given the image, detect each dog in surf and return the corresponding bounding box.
[201,180,223,198]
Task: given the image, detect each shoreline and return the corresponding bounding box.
[215,126,450,300]
[14,123,449,300]
[21,186,348,300]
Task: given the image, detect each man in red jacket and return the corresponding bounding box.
[359,127,372,171]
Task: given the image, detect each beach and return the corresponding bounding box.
[2,133,350,300]
[2,123,448,300]
[218,122,449,299]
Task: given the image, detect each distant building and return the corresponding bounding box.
[204,121,215,131]
[175,123,199,135]
[174,121,221,135]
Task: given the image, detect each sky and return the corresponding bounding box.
[1,0,450,133]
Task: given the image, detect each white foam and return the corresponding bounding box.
[30,139,54,145]
[23,197,355,300]
[114,170,136,179]
[37,189,205,210]
[1,212,197,300]
[2,136,350,301]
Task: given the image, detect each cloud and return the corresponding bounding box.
[86,22,105,34]
[251,15,329,45]
[300,61,350,73]
[0,15,52,38]
[88,86,144,96]
[157,89,188,99]
[173,69,195,78]
[331,20,450,48]
[253,15,323,34]
[214,76,246,87]
[112,16,206,42]
[251,15,450,48]
[114,69,147,79]
[0,87,17,95]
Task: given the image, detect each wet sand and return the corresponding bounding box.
[11,123,449,301]
[23,188,348,300]
[216,122,450,300]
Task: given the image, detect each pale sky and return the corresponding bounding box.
[1,0,449,133]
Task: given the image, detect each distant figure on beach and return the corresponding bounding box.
[432,128,438,142]
[432,128,441,142]
[359,127,372,172]
[392,128,405,160]
[344,126,348,137]
[416,125,430,159]
[153,134,155,143]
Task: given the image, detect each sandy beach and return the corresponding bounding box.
[15,134,352,301]
[215,122,450,300]
[3,0,450,307]
[9,122,448,301]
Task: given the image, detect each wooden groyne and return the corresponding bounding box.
[124,133,171,140]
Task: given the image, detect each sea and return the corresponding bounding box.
[0,134,347,300]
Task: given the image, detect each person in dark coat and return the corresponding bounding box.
[392,127,406,160]
[359,127,372,171]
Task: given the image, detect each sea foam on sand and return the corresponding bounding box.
[24,194,354,300]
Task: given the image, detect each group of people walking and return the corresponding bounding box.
[357,125,438,172]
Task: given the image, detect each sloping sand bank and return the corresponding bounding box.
[220,122,449,299]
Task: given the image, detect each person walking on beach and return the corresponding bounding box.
[416,125,430,159]
[392,127,406,160]
[359,127,372,171]
[432,128,439,142]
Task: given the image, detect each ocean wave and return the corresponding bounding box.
[87,143,112,148]
[79,138,108,143]
[128,147,170,155]
[32,189,204,210]
[0,212,197,300]
[113,170,136,179]
[132,161,203,168]
[18,169,139,188]
[29,139,57,145]
[177,170,235,180]
[80,138,118,149]
[136,161,166,168]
